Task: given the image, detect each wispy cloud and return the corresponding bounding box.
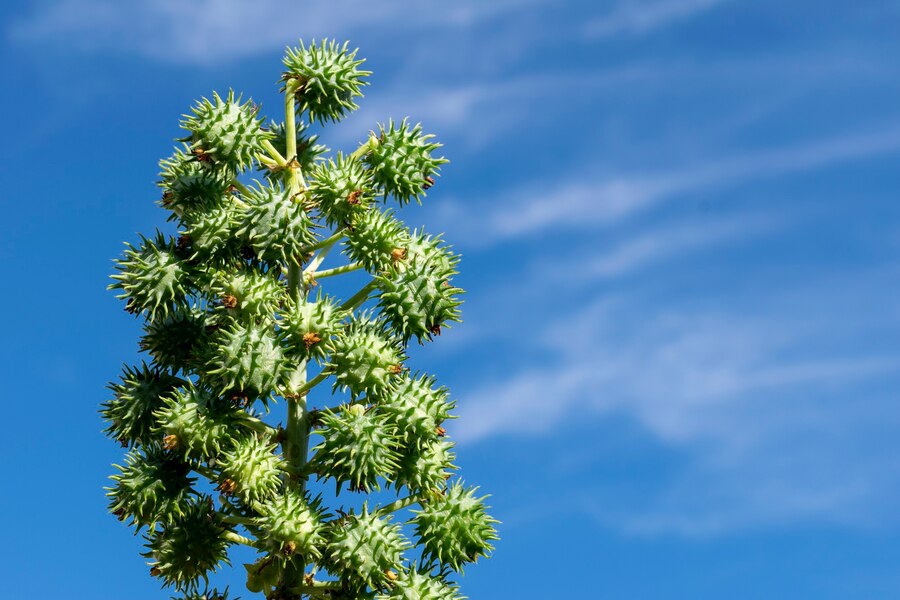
[585,0,732,39]
[452,277,900,533]
[8,0,540,65]
[439,125,900,246]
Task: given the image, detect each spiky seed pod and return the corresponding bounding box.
[144,498,232,591]
[103,364,184,446]
[139,307,210,374]
[159,146,234,216]
[376,257,463,343]
[343,208,409,273]
[265,118,328,173]
[154,385,256,460]
[111,232,192,320]
[411,481,499,571]
[393,439,457,494]
[376,567,464,600]
[312,404,400,492]
[325,507,410,588]
[217,435,284,503]
[254,489,327,557]
[181,91,272,172]
[364,119,447,205]
[380,373,455,446]
[180,202,242,263]
[211,269,285,321]
[236,184,316,266]
[308,154,375,226]
[279,291,346,361]
[400,231,460,276]
[107,446,196,530]
[283,39,371,124]
[204,321,286,401]
[328,315,405,399]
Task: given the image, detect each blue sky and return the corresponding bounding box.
[3,0,900,598]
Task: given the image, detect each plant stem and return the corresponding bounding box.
[340,279,378,311]
[311,262,363,280]
[350,135,377,160]
[374,494,419,518]
[231,179,252,196]
[281,80,311,592]
[223,530,260,549]
[299,228,345,255]
[291,369,333,397]
[218,513,255,526]
[262,139,288,168]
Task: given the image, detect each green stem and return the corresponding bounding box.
[223,531,260,549]
[374,494,419,518]
[244,416,279,438]
[262,139,288,168]
[232,179,252,196]
[218,513,255,526]
[291,369,333,397]
[340,279,378,311]
[311,262,363,280]
[299,228,345,255]
[350,135,377,160]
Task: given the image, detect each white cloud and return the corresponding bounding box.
[452,272,900,533]
[8,0,538,65]
[439,125,900,246]
[585,0,732,39]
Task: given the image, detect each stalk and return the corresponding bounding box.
[281,77,312,593]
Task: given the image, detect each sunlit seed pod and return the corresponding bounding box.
[376,566,464,600]
[181,91,272,172]
[311,404,401,493]
[110,232,193,320]
[328,314,406,399]
[217,435,284,503]
[107,445,196,530]
[364,119,447,205]
[203,321,287,402]
[236,183,317,266]
[144,498,232,591]
[324,506,410,588]
[411,480,500,572]
[253,489,328,558]
[103,363,185,446]
[308,153,375,227]
[282,39,371,124]
[343,208,409,273]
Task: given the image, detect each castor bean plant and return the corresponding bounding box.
[104,38,498,600]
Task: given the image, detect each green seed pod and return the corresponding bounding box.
[144,498,232,591]
[400,230,460,276]
[180,202,242,264]
[377,567,464,600]
[393,439,457,494]
[328,314,405,399]
[139,307,210,374]
[265,118,328,173]
[254,489,327,557]
[376,257,463,343]
[312,404,400,492]
[411,481,499,571]
[279,290,346,361]
[325,507,410,588]
[343,208,409,273]
[308,153,375,227]
[159,146,234,216]
[380,373,455,446]
[181,91,272,172]
[103,363,184,446]
[154,385,255,459]
[110,232,192,320]
[204,321,286,401]
[236,183,316,266]
[283,39,371,124]
[217,435,284,503]
[364,119,447,205]
[211,269,285,321]
[107,446,195,530]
